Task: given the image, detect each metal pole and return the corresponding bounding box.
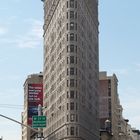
[38,104,42,140]
[0,114,38,133]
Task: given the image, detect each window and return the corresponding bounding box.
[70,79,74,87]
[67,57,69,64]
[76,80,77,87]
[70,102,74,110]
[67,80,69,87]
[59,31,61,38]
[70,33,74,41]
[76,68,77,75]
[67,68,69,75]
[70,56,74,64]
[75,57,77,64]
[67,114,69,122]
[70,22,74,30]
[75,23,77,30]
[76,126,78,136]
[70,11,74,19]
[67,45,74,52]
[67,12,69,19]
[75,34,77,41]
[108,80,111,88]
[70,67,74,75]
[70,127,75,135]
[70,0,74,8]
[76,102,78,110]
[75,91,78,98]
[67,23,68,30]
[67,34,69,41]
[108,89,111,96]
[70,45,74,52]
[75,12,77,19]
[70,114,75,122]
[67,1,69,8]
[67,91,69,98]
[70,90,74,98]
[75,46,77,52]
[75,1,77,8]
[67,103,69,110]
[67,127,69,135]
[76,114,78,122]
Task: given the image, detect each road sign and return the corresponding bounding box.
[32,116,46,128]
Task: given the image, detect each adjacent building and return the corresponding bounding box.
[99,72,120,140]
[117,106,128,140]
[22,73,43,140]
[99,71,140,140]
[42,0,99,139]
[132,129,140,140]
[127,124,134,140]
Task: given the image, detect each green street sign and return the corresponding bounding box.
[32,116,46,128]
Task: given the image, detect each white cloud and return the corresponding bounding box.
[18,39,41,48]
[0,19,43,49]
[123,99,140,111]
[0,88,22,98]
[17,19,43,48]
[120,87,140,97]
[130,116,140,129]
[30,20,43,39]
[0,75,22,81]
[106,68,129,77]
[113,68,129,75]
[123,100,140,129]
[119,87,140,128]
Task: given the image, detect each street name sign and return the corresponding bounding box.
[32,116,46,128]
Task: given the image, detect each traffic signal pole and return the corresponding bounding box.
[0,113,39,133]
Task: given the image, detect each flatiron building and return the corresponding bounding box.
[42,0,99,139]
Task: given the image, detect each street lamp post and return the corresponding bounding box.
[38,104,43,140]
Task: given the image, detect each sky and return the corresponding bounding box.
[0,0,140,139]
